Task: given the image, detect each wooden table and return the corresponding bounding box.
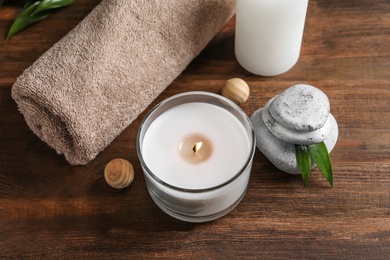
[1,0,389,258]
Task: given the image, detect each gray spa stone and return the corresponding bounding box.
[251,85,338,175]
[269,84,330,132]
[262,99,332,145]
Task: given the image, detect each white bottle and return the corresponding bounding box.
[235,0,309,76]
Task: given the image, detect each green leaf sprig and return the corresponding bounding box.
[295,141,334,187]
[4,0,74,41]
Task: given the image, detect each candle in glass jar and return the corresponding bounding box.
[235,0,309,76]
[137,92,255,223]
[142,102,250,189]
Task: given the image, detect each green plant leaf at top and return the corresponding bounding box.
[295,144,311,187]
[32,0,74,16]
[24,0,36,9]
[308,142,334,187]
[5,1,51,40]
[0,0,4,6]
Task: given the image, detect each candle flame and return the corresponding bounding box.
[193,142,203,153]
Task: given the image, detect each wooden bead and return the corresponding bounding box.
[222,78,250,105]
[104,158,134,189]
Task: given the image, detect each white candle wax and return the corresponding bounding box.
[142,102,250,189]
[138,93,255,222]
[235,0,308,76]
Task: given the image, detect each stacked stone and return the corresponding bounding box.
[251,84,338,174]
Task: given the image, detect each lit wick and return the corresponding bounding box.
[178,135,212,164]
[193,142,203,153]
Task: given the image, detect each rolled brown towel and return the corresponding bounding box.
[12,0,235,165]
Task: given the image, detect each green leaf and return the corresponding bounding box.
[308,142,334,187]
[24,0,36,9]
[295,144,311,187]
[32,0,74,16]
[5,1,50,41]
[0,0,4,6]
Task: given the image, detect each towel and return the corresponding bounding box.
[12,0,235,165]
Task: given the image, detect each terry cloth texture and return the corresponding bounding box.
[12,0,235,165]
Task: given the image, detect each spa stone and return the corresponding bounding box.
[251,84,338,175]
[268,84,330,132]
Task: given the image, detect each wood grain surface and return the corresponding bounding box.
[1,0,390,258]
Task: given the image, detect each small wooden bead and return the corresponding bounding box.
[222,78,250,105]
[104,158,134,189]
